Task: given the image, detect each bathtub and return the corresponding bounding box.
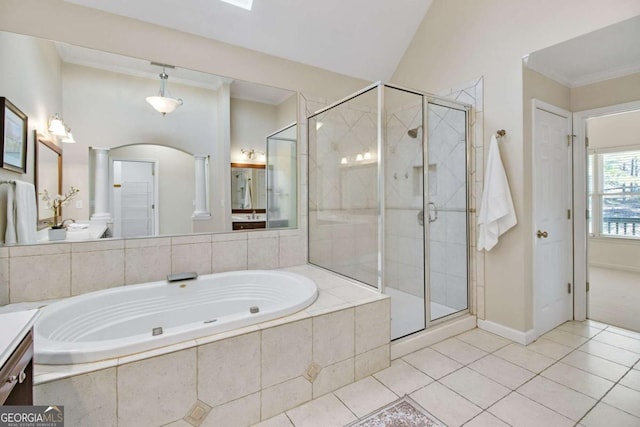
[34,270,317,365]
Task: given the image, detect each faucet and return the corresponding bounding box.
[61,218,76,228]
[252,210,256,219]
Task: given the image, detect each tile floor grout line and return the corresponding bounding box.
[459,324,624,425]
[330,391,361,422]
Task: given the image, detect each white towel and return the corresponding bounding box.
[5,181,38,244]
[477,135,517,251]
[243,173,252,209]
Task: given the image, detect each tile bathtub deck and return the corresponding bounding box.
[254,320,640,427]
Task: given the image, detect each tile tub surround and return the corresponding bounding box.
[4,229,307,304]
[32,265,391,427]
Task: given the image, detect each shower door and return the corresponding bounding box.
[266,123,297,229]
[384,87,427,339]
[426,102,469,322]
[385,92,469,339]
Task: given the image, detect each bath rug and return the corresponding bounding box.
[347,395,446,427]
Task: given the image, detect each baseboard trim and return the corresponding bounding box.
[589,262,640,274]
[390,315,477,359]
[478,319,536,345]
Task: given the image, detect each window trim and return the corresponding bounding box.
[588,146,640,240]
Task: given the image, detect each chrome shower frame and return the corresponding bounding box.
[307,81,473,334]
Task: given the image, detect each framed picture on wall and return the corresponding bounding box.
[0,97,28,173]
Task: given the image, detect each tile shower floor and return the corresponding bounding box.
[252,320,640,427]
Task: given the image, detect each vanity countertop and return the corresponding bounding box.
[0,309,40,367]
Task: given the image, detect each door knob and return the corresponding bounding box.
[536,230,548,238]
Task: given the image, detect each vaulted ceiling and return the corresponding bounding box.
[64,0,434,82]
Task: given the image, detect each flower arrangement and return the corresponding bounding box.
[40,186,80,229]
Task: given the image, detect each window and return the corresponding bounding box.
[588,148,640,238]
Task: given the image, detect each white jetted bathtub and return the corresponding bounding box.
[35,270,317,365]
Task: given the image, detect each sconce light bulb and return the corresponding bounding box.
[355,153,364,162]
[340,157,348,165]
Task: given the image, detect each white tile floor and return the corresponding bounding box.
[253,320,640,427]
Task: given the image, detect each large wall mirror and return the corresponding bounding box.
[34,132,62,230]
[0,30,298,245]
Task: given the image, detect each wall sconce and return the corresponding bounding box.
[241,148,265,161]
[61,128,76,143]
[48,114,67,136]
[48,114,76,143]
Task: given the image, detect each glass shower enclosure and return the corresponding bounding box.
[308,83,470,339]
[266,123,297,229]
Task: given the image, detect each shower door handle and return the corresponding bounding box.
[428,202,438,223]
[417,210,424,226]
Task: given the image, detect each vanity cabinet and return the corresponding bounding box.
[0,329,33,405]
[233,221,266,230]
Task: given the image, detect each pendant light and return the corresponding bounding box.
[146,64,183,116]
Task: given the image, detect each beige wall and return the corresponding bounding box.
[392,0,640,332]
[230,99,277,164]
[572,72,640,112]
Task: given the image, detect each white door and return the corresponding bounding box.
[533,101,573,336]
[113,160,155,238]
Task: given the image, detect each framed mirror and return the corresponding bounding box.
[34,131,62,230]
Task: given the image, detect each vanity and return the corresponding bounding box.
[0,310,39,405]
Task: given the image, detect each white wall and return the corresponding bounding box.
[230,98,276,164]
[392,0,640,332]
[61,63,222,228]
[276,95,298,129]
[0,32,62,238]
[109,145,195,236]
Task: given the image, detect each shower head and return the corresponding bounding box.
[407,125,422,139]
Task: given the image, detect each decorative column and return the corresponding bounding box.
[192,154,211,219]
[91,147,112,222]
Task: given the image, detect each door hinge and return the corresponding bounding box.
[586,281,590,292]
[567,209,571,220]
[152,204,155,210]
[568,283,572,294]
[585,136,589,147]
[567,135,571,146]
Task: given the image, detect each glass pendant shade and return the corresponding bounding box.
[146,69,183,115]
[61,131,76,143]
[145,95,183,115]
[48,115,67,136]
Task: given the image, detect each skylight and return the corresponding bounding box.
[220,0,253,10]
